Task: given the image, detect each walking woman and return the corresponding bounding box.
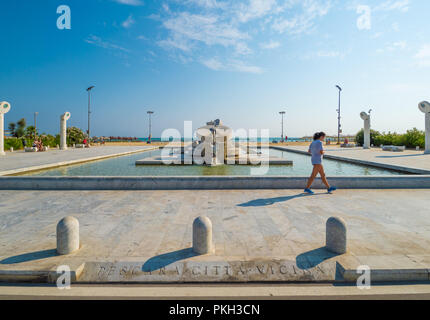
[304,132,337,194]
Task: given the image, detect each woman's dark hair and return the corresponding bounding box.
[313,132,326,140]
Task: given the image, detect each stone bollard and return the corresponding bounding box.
[57,216,80,255]
[193,216,213,255]
[10,147,13,152]
[326,217,347,254]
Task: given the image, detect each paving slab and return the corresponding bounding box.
[0,189,429,283]
[0,146,158,176]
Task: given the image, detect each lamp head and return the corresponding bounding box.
[419,101,430,113]
[360,111,370,121]
[336,85,342,91]
[61,112,71,121]
[0,101,11,114]
[86,86,95,92]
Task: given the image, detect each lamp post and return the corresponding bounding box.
[147,111,154,144]
[86,86,95,141]
[279,111,286,143]
[34,112,39,139]
[336,85,342,144]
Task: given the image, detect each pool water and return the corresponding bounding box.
[23,149,402,176]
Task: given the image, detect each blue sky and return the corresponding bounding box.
[1,0,429,138]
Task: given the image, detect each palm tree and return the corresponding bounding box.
[8,123,16,137]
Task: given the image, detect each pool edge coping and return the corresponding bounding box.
[0,146,160,176]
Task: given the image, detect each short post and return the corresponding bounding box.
[418,101,430,154]
[57,216,80,255]
[60,112,71,150]
[326,217,347,254]
[0,101,11,156]
[193,216,213,255]
[10,147,13,153]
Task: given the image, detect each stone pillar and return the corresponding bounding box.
[326,217,347,254]
[57,216,80,255]
[360,112,371,149]
[0,101,11,156]
[193,216,213,255]
[60,112,71,150]
[419,101,430,154]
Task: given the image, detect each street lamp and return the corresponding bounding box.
[279,111,286,143]
[34,112,39,139]
[336,85,342,144]
[147,111,154,144]
[86,86,95,140]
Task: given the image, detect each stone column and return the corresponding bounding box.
[57,216,80,255]
[60,112,71,150]
[360,112,371,149]
[326,217,347,254]
[193,216,213,255]
[419,101,430,154]
[0,102,11,156]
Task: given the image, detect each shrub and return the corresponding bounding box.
[369,129,425,148]
[41,134,59,148]
[4,138,23,150]
[67,127,85,145]
[402,128,425,148]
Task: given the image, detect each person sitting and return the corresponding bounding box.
[37,139,44,152]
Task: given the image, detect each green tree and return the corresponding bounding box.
[8,118,26,138]
[25,126,38,140]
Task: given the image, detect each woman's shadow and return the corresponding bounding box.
[238,193,322,207]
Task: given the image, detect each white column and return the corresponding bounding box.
[419,101,430,154]
[426,113,430,154]
[0,102,11,156]
[60,112,71,150]
[360,112,371,149]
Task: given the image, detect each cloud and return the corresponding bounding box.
[377,41,407,53]
[160,12,249,50]
[260,40,280,50]
[85,35,130,52]
[113,0,144,6]
[183,0,225,9]
[415,44,430,67]
[316,51,344,58]
[375,0,410,12]
[272,0,332,35]
[201,58,264,74]
[237,0,277,23]
[157,1,332,72]
[202,58,224,70]
[122,15,135,28]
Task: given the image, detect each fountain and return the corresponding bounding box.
[136,119,292,166]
